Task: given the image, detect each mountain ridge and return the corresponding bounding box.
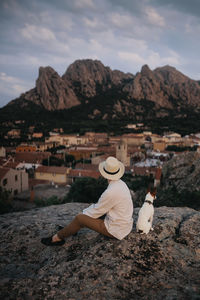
[1,59,200,135]
[6,59,200,112]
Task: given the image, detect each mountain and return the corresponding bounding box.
[1,59,200,134]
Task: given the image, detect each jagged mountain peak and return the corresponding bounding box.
[63,59,110,84]
[62,58,133,99]
[4,59,200,115]
[64,59,107,73]
[153,65,189,83]
[140,64,152,76]
[38,65,57,75]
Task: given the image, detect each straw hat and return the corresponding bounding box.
[99,156,125,180]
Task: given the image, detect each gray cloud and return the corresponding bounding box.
[0,0,200,107]
[151,0,200,17]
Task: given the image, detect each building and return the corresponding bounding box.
[45,134,89,147]
[35,166,69,184]
[122,133,145,146]
[84,132,109,144]
[116,140,130,166]
[16,144,37,152]
[164,133,182,144]
[0,147,6,158]
[68,169,100,183]
[67,146,98,161]
[0,167,29,196]
[7,129,21,138]
[153,141,166,152]
[15,152,51,164]
[154,168,162,187]
[91,154,109,165]
[32,133,43,139]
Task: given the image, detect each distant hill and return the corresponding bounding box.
[1,59,200,135]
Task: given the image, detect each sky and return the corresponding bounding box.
[0,0,200,108]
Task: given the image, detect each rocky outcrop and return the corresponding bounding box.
[0,203,199,299]
[161,151,200,191]
[22,66,80,110]
[63,59,134,98]
[124,64,200,110]
[7,59,200,113]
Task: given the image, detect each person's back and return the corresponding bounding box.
[103,179,133,240]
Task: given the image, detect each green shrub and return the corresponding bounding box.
[63,177,107,203]
[0,187,12,214]
[35,195,61,207]
[155,187,200,210]
[122,174,153,192]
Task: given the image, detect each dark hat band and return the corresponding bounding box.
[103,167,120,175]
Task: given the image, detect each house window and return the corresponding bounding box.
[15,175,18,181]
[3,178,7,186]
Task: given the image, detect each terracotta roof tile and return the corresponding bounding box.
[36,166,68,174]
[75,163,98,171]
[15,152,51,163]
[69,169,100,179]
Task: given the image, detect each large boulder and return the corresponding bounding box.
[161,151,200,192]
[0,203,199,299]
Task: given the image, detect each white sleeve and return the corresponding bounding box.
[82,188,114,218]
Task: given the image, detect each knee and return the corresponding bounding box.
[75,214,85,228]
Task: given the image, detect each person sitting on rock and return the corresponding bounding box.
[41,156,134,246]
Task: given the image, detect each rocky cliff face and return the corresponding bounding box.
[10,59,200,113]
[0,203,199,299]
[161,151,200,192]
[124,65,200,109]
[63,59,134,99]
[22,66,80,110]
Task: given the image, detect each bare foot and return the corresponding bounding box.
[52,234,62,242]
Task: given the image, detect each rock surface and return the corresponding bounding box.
[7,59,200,115]
[0,203,200,299]
[23,66,80,110]
[162,151,200,191]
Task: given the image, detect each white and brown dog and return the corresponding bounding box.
[136,188,156,234]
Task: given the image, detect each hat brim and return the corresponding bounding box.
[99,160,125,180]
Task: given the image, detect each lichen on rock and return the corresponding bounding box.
[0,204,199,299]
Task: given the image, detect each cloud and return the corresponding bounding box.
[145,7,165,27]
[0,0,200,107]
[83,17,102,29]
[118,49,181,71]
[151,0,200,18]
[0,72,32,98]
[118,52,145,66]
[110,12,134,28]
[74,0,95,9]
[21,24,56,43]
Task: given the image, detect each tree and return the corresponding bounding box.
[64,177,107,203]
[42,156,64,166]
[0,187,12,214]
